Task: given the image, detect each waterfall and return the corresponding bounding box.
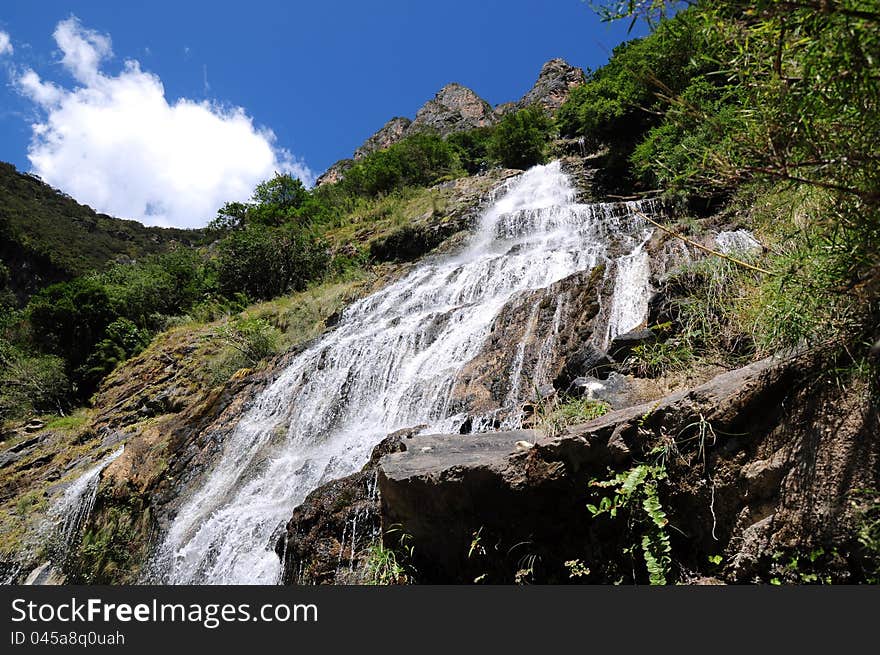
[604,231,653,346]
[152,161,657,584]
[28,445,125,581]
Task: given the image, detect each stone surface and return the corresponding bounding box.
[409,83,496,135]
[376,350,880,583]
[277,427,418,584]
[608,327,657,361]
[315,158,353,187]
[353,117,412,160]
[517,58,586,113]
[449,266,607,416]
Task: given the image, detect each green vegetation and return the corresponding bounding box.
[363,527,416,585]
[625,339,694,377]
[587,463,672,585]
[542,396,610,437]
[0,162,201,305]
[487,108,552,170]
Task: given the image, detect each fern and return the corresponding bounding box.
[587,463,673,585]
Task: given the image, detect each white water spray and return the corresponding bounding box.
[41,445,124,565]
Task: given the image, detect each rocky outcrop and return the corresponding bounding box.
[377,351,879,583]
[409,83,496,135]
[517,58,586,113]
[276,427,419,584]
[316,58,587,186]
[315,159,353,187]
[353,117,412,160]
[449,266,607,418]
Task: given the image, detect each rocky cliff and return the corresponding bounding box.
[317,58,585,187]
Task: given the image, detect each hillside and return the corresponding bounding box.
[0,162,203,305]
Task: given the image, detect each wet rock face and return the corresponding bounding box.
[450,266,607,416]
[376,352,880,583]
[518,58,586,113]
[277,427,417,584]
[353,117,412,160]
[409,83,496,135]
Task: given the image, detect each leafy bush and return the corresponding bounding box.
[80,318,150,387]
[96,249,213,329]
[215,224,329,301]
[0,349,70,419]
[26,278,115,375]
[557,12,707,148]
[487,108,551,170]
[339,132,463,197]
[447,127,495,174]
[214,316,282,367]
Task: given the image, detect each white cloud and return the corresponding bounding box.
[0,31,12,56]
[16,16,311,228]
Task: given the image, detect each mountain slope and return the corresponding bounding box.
[0,162,202,304]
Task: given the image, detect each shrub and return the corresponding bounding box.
[447,127,495,174]
[340,132,463,197]
[26,278,115,374]
[80,318,150,388]
[214,316,282,367]
[215,224,329,301]
[488,108,551,170]
[97,249,212,329]
[0,350,71,419]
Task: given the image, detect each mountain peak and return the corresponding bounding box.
[518,57,586,112]
[409,83,495,135]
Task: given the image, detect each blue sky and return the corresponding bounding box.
[0,1,648,227]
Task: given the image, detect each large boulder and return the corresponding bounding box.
[276,427,419,584]
[378,351,880,583]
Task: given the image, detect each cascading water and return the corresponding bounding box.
[21,445,125,584]
[604,232,653,346]
[152,161,658,584]
[50,446,124,553]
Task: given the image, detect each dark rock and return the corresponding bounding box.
[0,451,23,469]
[608,328,657,361]
[277,427,418,584]
[24,420,45,433]
[554,344,613,390]
[7,435,45,453]
[379,430,538,582]
[376,351,880,583]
